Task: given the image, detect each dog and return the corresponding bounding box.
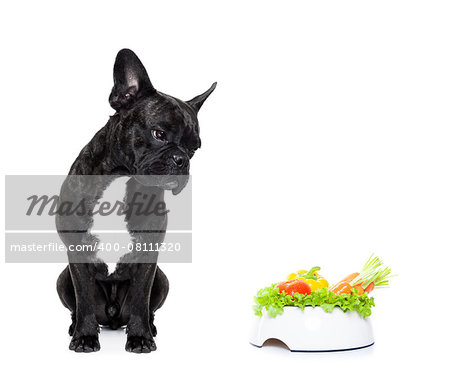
[56,49,215,353]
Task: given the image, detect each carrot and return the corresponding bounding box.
[330,255,393,296]
[364,282,375,293]
[341,272,359,283]
[329,272,361,295]
[349,255,392,293]
[353,284,365,295]
[329,281,352,295]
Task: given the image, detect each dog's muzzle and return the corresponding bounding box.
[133,146,191,194]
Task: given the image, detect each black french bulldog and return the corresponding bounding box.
[56,49,215,353]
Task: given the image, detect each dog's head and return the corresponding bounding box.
[109,49,215,194]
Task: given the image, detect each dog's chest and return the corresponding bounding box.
[93,177,132,274]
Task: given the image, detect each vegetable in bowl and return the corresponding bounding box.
[253,286,375,318]
[253,255,392,319]
[329,255,392,295]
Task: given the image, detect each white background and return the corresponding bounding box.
[1,0,449,378]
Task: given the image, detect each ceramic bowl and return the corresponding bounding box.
[250,306,374,352]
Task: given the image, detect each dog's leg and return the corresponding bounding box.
[122,179,168,353]
[125,263,158,353]
[56,265,77,335]
[56,175,114,352]
[57,263,100,351]
[149,266,169,337]
[67,263,100,352]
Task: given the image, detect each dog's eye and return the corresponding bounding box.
[151,129,167,142]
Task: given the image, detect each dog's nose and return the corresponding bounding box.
[172,154,186,168]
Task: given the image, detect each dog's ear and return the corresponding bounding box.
[109,49,155,112]
[187,82,217,113]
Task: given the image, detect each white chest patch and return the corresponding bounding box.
[92,177,132,274]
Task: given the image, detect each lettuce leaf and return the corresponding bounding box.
[253,285,375,318]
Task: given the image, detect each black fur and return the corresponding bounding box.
[56,49,215,353]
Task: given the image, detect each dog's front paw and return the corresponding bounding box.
[69,335,100,353]
[125,336,156,353]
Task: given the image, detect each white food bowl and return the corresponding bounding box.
[250,306,374,352]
